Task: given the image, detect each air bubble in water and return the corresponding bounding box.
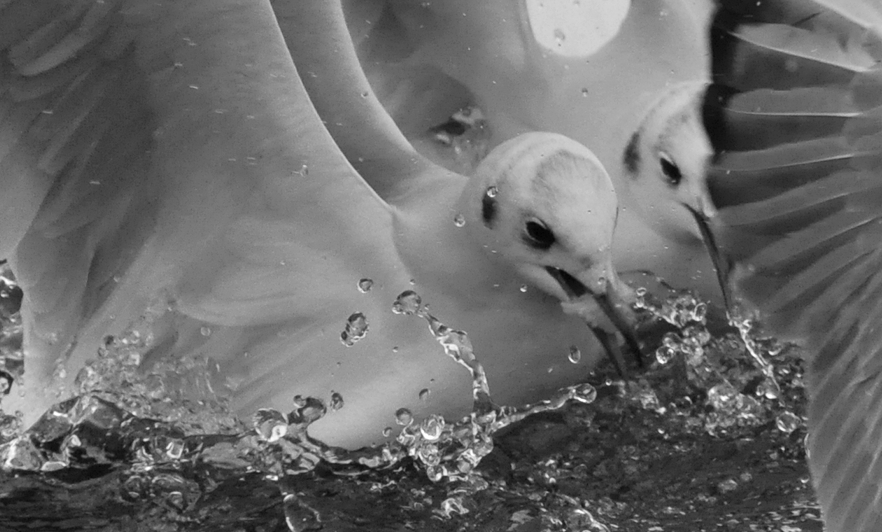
[567,345,581,364]
[453,213,466,227]
[340,312,369,346]
[486,186,498,198]
[357,278,374,293]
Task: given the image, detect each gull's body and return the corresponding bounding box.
[697,0,882,529]
[0,0,636,449]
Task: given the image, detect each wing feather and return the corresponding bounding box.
[704,1,882,529]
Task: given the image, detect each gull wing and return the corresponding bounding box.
[0,0,417,395]
[703,1,882,529]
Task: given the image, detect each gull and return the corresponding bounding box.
[0,0,639,449]
[332,0,726,301]
[620,81,734,305]
[676,0,882,529]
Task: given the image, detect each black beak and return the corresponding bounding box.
[687,207,733,310]
[547,267,644,378]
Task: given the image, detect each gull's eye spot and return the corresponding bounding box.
[524,219,555,250]
[659,153,683,187]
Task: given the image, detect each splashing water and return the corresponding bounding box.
[632,273,805,437]
[0,283,615,530]
[0,267,814,529]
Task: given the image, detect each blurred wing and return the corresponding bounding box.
[0,0,162,373]
[703,1,882,530]
[0,0,415,384]
[274,0,463,199]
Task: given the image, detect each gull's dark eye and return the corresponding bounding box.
[524,220,555,250]
[659,153,682,186]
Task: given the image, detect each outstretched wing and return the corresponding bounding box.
[0,1,419,411]
[703,1,882,530]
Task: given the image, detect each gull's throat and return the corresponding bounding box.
[545,267,589,299]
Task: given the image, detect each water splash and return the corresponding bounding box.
[0,264,23,389]
[0,271,810,529]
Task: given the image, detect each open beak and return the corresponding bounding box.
[547,265,644,377]
[687,206,733,310]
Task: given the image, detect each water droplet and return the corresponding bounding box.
[340,312,369,346]
[419,388,430,401]
[655,346,675,365]
[691,302,708,322]
[395,408,413,426]
[292,395,307,409]
[775,411,800,434]
[453,213,466,227]
[553,28,566,45]
[282,493,321,532]
[717,478,738,493]
[757,378,779,400]
[290,396,327,426]
[165,438,184,460]
[392,290,422,315]
[572,383,597,404]
[357,278,374,293]
[519,285,528,293]
[293,164,309,177]
[438,496,469,517]
[419,415,444,441]
[486,186,498,198]
[330,391,344,411]
[252,408,288,442]
[707,382,738,410]
[567,345,581,364]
